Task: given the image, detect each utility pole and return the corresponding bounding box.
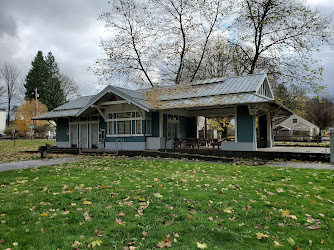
[34,88,38,125]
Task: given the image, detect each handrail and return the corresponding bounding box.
[77,138,87,152]
[115,138,124,151]
[97,137,105,148]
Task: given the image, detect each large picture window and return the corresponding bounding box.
[106,111,148,136]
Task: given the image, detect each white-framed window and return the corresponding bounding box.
[167,114,179,140]
[106,111,146,136]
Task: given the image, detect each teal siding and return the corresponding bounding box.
[237,105,254,142]
[99,116,106,130]
[132,120,135,134]
[151,112,160,137]
[142,120,146,134]
[56,118,69,142]
[105,136,146,142]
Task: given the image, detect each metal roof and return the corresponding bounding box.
[149,93,273,110]
[33,73,292,120]
[139,73,267,101]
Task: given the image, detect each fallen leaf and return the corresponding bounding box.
[287,237,295,245]
[115,218,125,225]
[153,193,163,199]
[91,240,102,247]
[83,201,92,205]
[142,231,148,236]
[196,242,207,249]
[256,232,269,240]
[40,213,48,216]
[274,241,282,247]
[13,242,18,246]
[0,239,4,245]
[307,225,320,230]
[119,212,126,217]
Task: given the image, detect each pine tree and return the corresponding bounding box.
[25,51,47,101]
[44,52,65,110]
[25,51,66,111]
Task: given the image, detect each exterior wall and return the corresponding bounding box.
[146,137,165,150]
[56,118,69,147]
[222,105,256,151]
[276,115,319,136]
[105,136,146,150]
[0,110,6,134]
[151,112,160,137]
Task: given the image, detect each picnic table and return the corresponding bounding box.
[173,138,208,149]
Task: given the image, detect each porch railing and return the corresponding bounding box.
[77,138,87,153]
[115,138,124,152]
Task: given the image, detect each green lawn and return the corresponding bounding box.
[0,158,333,249]
[0,139,56,163]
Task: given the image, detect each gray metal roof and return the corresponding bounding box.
[139,73,268,101]
[54,95,94,111]
[150,93,273,110]
[33,73,291,120]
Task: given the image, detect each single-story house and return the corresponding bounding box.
[0,108,6,134]
[273,114,320,139]
[33,73,292,151]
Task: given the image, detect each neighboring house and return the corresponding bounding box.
[33,73,292,151]
[273,114,319,139]
[0,109,6,134]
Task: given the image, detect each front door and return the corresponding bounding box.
[80,124,88,149]
[70,124,78,148]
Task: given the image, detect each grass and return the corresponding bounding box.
[0,157,333,249]
[0,139,57,163]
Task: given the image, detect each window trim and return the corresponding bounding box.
[106,110,145,137]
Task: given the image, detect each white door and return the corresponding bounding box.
[91,123,99,148]
[80,124,88,148]
[70,124,78,147]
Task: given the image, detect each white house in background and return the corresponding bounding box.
[0,109,6,134]
[273,114,319,138]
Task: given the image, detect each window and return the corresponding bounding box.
[117,121,131,134]
[146,119,152,135]
[293,118,297,124]
[106,111,148,136]
[136,120,142,134]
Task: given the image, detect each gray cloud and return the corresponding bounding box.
[0,9,17,38]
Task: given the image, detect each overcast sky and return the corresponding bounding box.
[0,0,333,98]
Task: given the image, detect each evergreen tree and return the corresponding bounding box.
[25,51,47,101]
[44,52,65,110]
[25,51,66,111]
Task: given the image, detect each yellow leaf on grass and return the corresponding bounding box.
[83,201,92,205]
[274,241,282,247]
[287,237,295,245]
[91,240,102,247]
[223,208,233,214]
[256,232,269,240]
[281,209,290,217]
[40,213,48,216]
[153,193,163,199]
[196,242,207,249]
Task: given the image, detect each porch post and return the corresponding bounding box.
[236,105,257,151]
[204,117,207,139]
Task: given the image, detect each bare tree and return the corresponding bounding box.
[97,0,229,86]
[303,97,334,135]
[230,0,333,93]
[0,63,20,125]
[60,74,80,101]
